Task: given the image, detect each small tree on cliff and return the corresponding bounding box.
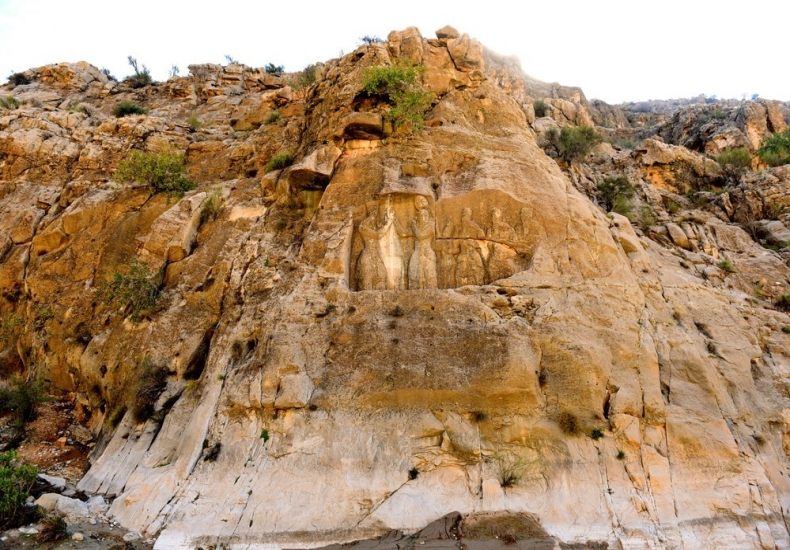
[361,60,433,131]
[543,126,603,163]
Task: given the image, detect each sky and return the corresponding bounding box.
[0,0,787,104]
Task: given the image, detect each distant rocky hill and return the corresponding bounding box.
[2,24,790,550]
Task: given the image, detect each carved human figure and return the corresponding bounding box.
[487,208,516,242]
[356,209,388,290]
[487,241,516,283]
[408,207,438,289]
[457,207,484,239]
[438,221,459,289]
[455,238,485,286]
[377,198,407,290]
[516,206,547,254]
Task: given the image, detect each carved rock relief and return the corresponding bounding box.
[350,190,546,291]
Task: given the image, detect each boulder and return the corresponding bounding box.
[286,146,342,192]
[435,25,460,43]
[341,112,383,140]
[446,34,485,82]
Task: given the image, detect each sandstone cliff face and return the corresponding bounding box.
[2,27,790,550]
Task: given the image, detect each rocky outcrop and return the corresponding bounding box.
[2,26,790,550]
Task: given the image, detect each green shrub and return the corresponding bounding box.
[187,115,202,132]
[101,257,160,322]
[718,259,736,273]
[758,129,790,167]
[0,450,38,529]
[616,449,626,460]
[360,35,383,45]
[717,147,751,181]
[291,64,317,90]
[533,99,548,118]
[638,206,657,228]
[591,428,603,440]
[8,73,30,87]
[264,110,281,125]
[362,61,433,130]
[114,149,194,194]
[260,429,269,442]
[265,152,294,173]
[112,101,146,117]
[0,375,45,428]
[199,188,223,226]
[0,96,19,110]
[558,411,578,434]
[597,175,635,213]
[125,56,153,88]
[0,316,22,344]
[131,358,168,423]
[776,294,790,312]
[543,125,603,163]
[265,63,284,75]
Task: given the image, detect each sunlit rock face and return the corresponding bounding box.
[2,25,790,550]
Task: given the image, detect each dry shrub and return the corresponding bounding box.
[558,411,578,434]
[461,512,549,543]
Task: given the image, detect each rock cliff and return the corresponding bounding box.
[2,25,790,550]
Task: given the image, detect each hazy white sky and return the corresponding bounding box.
[0,0,787,104]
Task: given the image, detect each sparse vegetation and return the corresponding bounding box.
[291,64,317,90]
[125,55,153,88]
[0,450,39,529]
[543,126,603,163]
[461,512,547,544]
[597,175,635,215]
[0,96,19,110]
[616,449,626,460]
[717,147,751,182]
[100,257,160,322]
[8,72,30,87]
[775,294,790,312]
[360,35,384,45]
[718,259,736,274]
[265,151,294,173]
[200,187,223,226]
[557,411,578,435]
[112,101,146,117]
[0,375,45,429]
[100,67,116,81]
[130,358,168,424]
[361,61,433,130]
[36,513,68,543]
[264,63,284,75]
[533,99,548,118]
[187,115,202,132]
[114,149,194,195]
[492,453,527,489]
[264,110,281,125]
[758,129,790,167]
[591,428,603,440]
[783,326,790,334]
[408,467,419,480]
[260,429,269,442]
[638,205,656,228]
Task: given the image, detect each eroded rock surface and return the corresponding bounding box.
[1,26,790,550]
